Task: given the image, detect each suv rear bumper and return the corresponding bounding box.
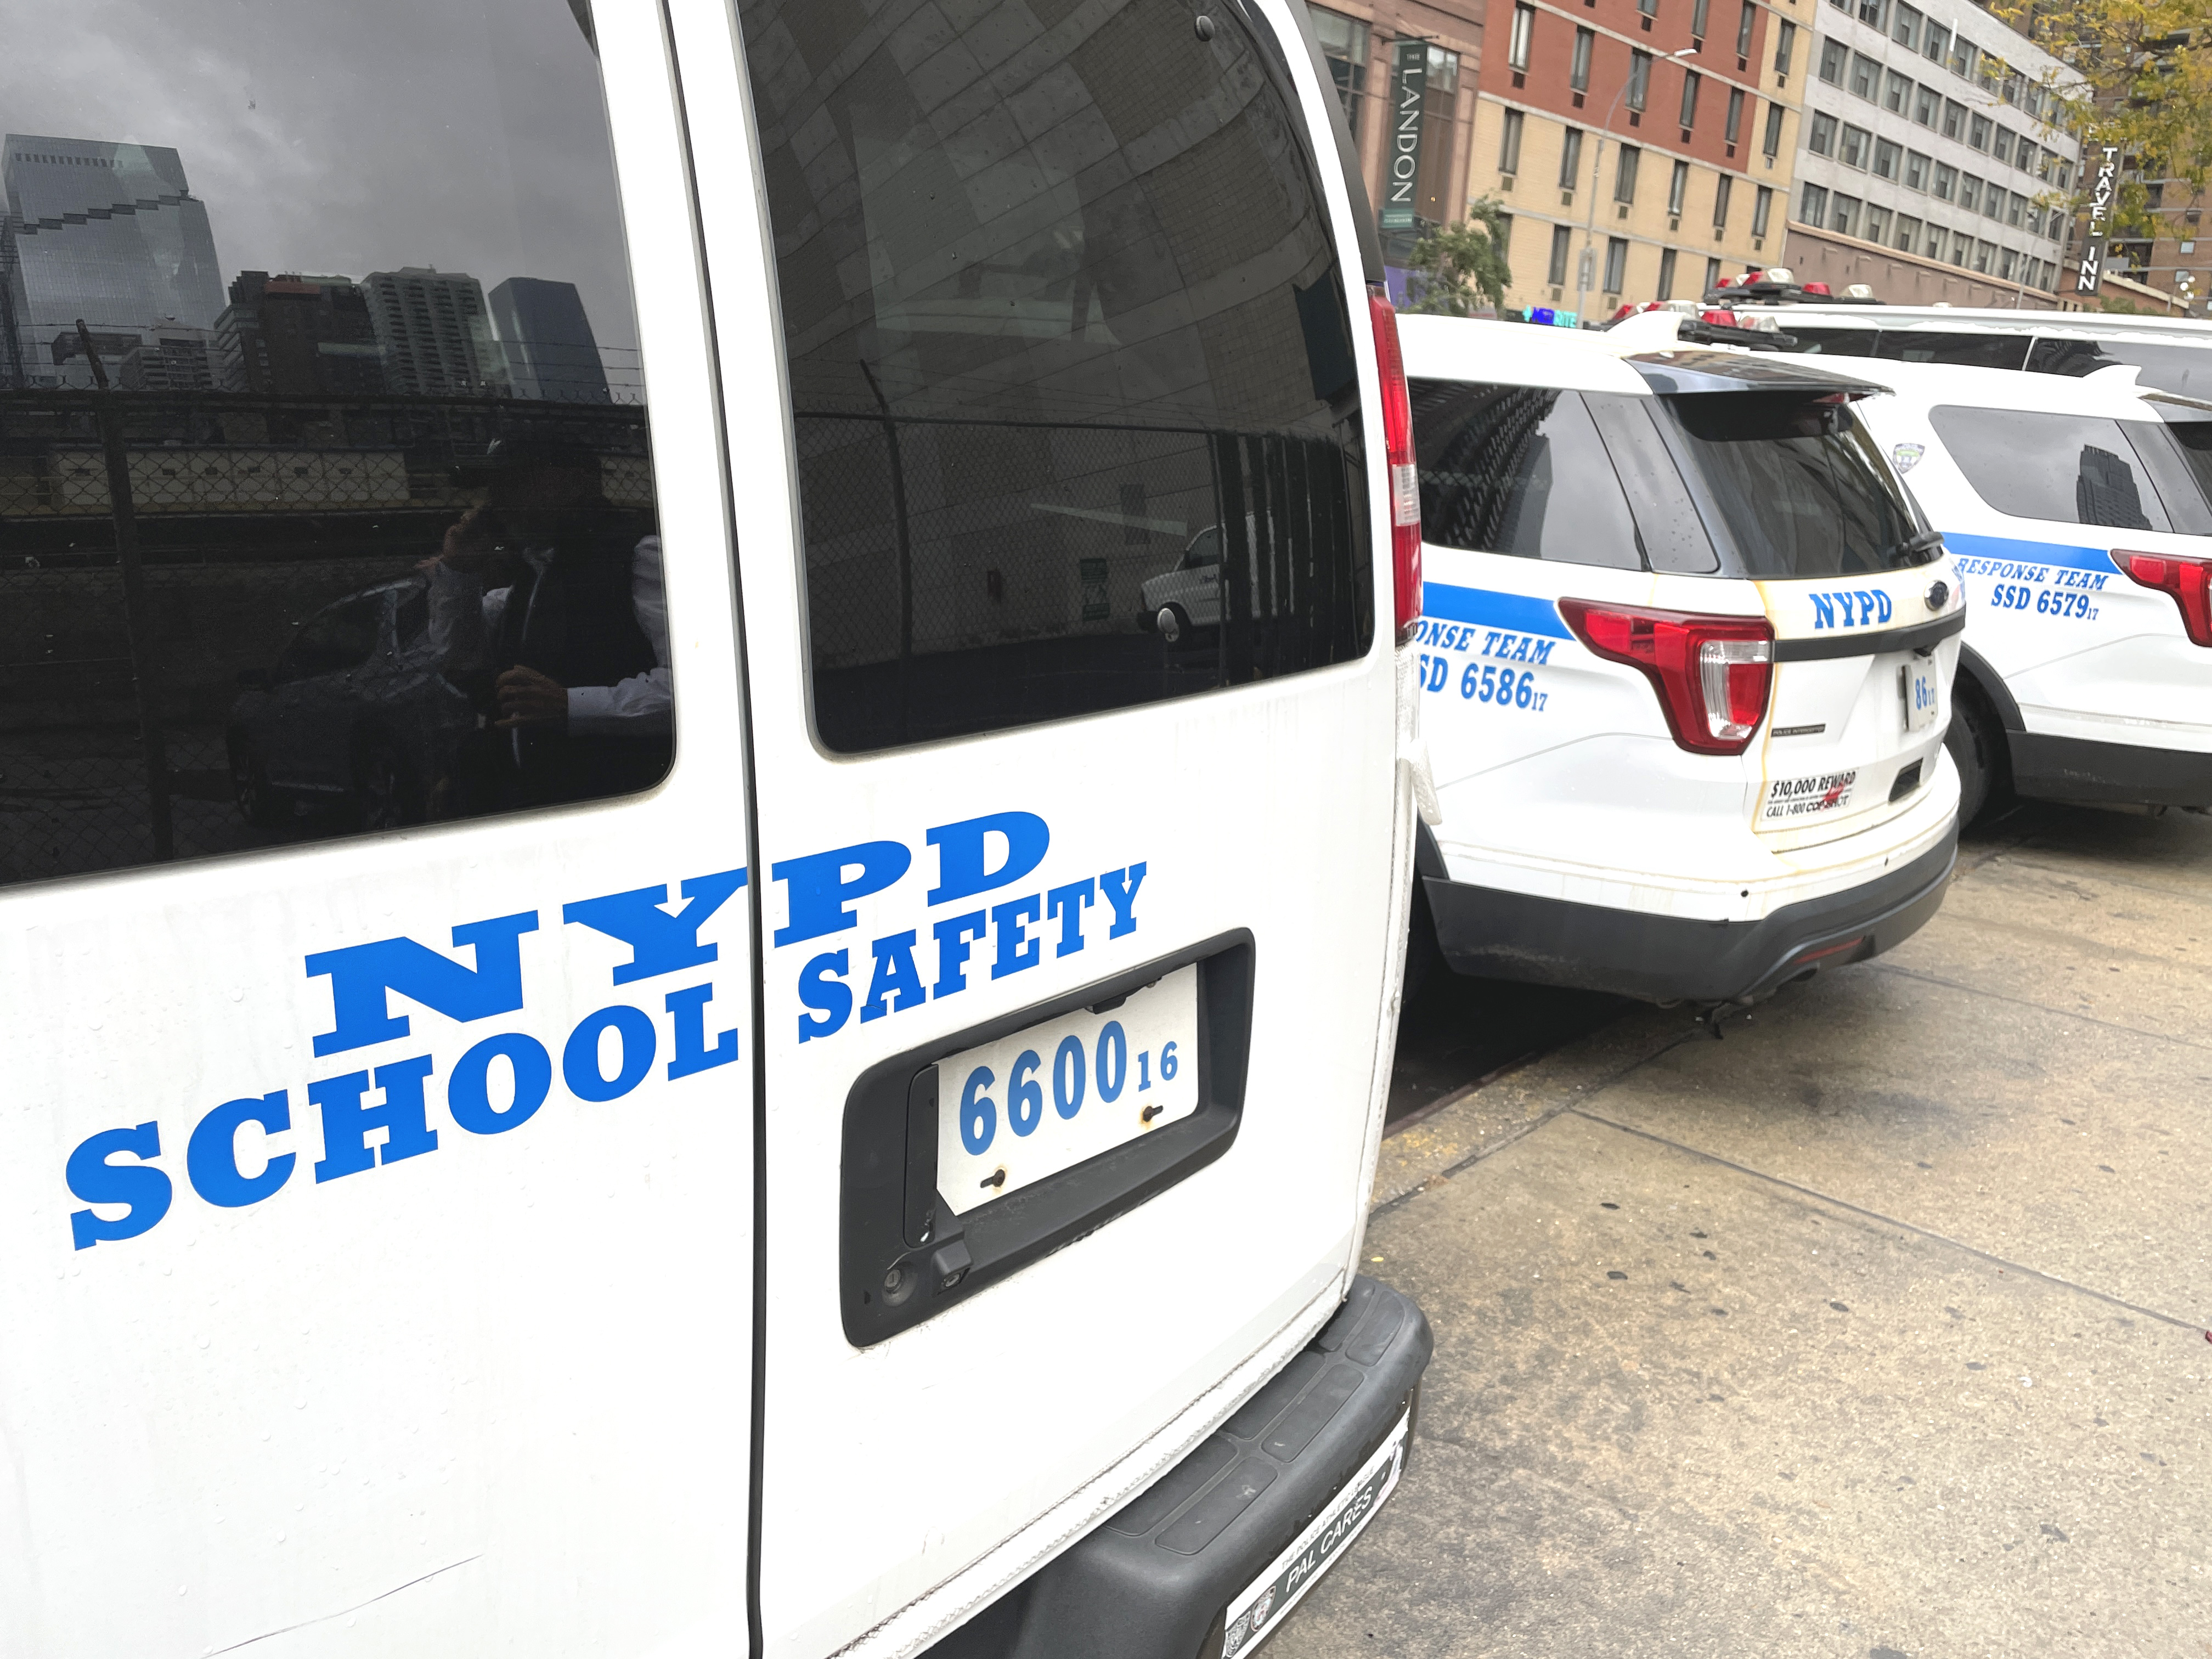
[2012,731,2212,809]
[1423,828,1957,1004]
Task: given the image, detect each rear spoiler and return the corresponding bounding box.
[1624,348,1891,399]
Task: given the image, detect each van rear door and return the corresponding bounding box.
[673,1,1404,1650]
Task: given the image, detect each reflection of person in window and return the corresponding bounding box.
[427,438,669,805]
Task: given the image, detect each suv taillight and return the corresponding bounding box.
[1368,286,1421,642]
[1558,600,1776,755]
[2113,549,2212,646]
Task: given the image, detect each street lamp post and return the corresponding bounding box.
[1576,46,1696,325]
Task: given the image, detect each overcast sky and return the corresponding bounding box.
[1,0,639,351]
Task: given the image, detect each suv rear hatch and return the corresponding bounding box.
[1628,353,1966,847]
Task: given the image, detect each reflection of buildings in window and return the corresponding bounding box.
[1,133,225,387]
[213,272,387,397]
[360,267,510,396]
[1307,5,1370,136]
[490,278,612,405]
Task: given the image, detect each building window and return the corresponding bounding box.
[1865,203,1891,242]
[1559,126,1584,189]
[1775,20,1797,74]
[1858,0,1887,24]
[1807,111,1837,156]
[1571,26,1594,91]
[1752,184,1774,236]
[2000,246,2019,280]
[1933,162,1957,201]
[2016,140,2038,176]
[1967,112,1991,151]
[1713,172,1733,228]
[1604,235,1629,294]
[1639,0,1658,15]
[1681,70,1701,129]
[1499,108,1526,174]
[1726,87,1745,143]
[1839,123,1872,168]
[1948,34,1976,78]
[1657,246,1679,299]
[1923,224,1946,262]
[2055,160,2072,190]
[1549,223,1573,285]
[1509,3,1535,71]
[1922,22,1948,63]
[1669,157,1691,214]
[1831,193,1861,236]
[1985,182,2006,221]
[1693,0,1711,37]
[1496,212,1514,252]
[1905,149,1930,190]
[1628,49,1651,111]
[1818,37,1847,85]
[1883,69,1911,112]
[1952,234,1971,268]
[1893,1,1921,49]
[1959,173,1982,214]
[1973,239,1993,273]
[1896,213,1921,253]
[2006,191,2024,229]
[1615,144,1641,203]
[1849,52,1880,100]
[1800,180,1830,223]
[1763,102,1785,157]
[1941,100,1964,140]
[1308,6,1373,134]
[1706,255,1723,291]
[1990,128,2013,166]
[1736,0,1756,57]
[1873,138,1901,179]
[1914,83,1940,126]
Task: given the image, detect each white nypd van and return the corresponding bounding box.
[1400,315,1964,1008]
[0,4,1432,1657]
[1837,359,2212,821]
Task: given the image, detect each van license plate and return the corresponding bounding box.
[1902,662,1940,733]
[1220,1407,1410,1658]
[937,966,1199,1217]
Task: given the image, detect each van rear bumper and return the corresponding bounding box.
[964,1278,1431,1659]
[2011,731,2212,809]
[1423,830,1957,1005]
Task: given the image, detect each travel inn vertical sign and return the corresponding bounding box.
[1382,41,1426,232]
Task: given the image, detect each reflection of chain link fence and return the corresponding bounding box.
[0,391,652,890]
[794,412,1370,752]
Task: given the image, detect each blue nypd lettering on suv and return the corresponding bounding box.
[59,809,1147,1253]
[1809,589,1895,629]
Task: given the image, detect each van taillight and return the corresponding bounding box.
[2114,549,2212,646]
[1558,600,1775,755]
[1368,286,1421,642]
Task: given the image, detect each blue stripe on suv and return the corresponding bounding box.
[1420,582,1572,639]
[1940,532,2121,575]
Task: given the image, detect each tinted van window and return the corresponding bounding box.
[1782,326,1881,356]
[740,0,1372,754]
[1929,407,2169,531]
[1874,331,2030,370]
[0,0,665,892]
[2027,335,2212,400]
[1409,381,1643,568]
[1658,393,1921,576]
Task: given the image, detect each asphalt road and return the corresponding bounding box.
[1276,802,2212,1659]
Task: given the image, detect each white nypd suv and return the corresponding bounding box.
[1401,315,1964,1008]
[1841,358,2212,821]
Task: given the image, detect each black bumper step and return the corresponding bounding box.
[993,1277,1432,1659]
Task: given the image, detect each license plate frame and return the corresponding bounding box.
[1901,659,1940,733]
[1220,1407,1410,1657]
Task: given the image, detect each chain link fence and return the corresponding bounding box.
[0,391,652,889]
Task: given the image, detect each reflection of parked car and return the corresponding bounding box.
[1139,526,1222,642]
[226,575,473,831]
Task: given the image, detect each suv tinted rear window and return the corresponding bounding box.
[1409,382,1642,568]
[1873,331,2030,370]
[740,0,1372,753]
[1656,393,1922,577]
[1929,406,2171,531]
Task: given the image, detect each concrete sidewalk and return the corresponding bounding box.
[1274,804,2211,1658]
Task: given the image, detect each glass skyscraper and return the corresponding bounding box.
[488,276,611,404]
[2,134,224,385]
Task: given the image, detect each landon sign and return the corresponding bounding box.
[1381,41,1426,230]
